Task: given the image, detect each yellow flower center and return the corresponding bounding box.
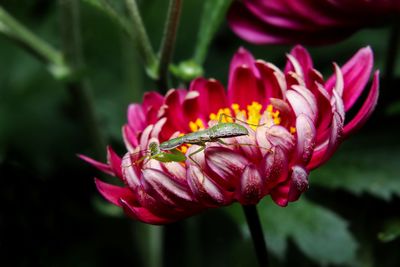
[208,102,281,130]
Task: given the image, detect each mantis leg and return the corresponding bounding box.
[216,138,272,153]
[188,145,206,170]
[218,113,265,128]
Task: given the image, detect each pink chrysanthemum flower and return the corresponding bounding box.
[228,0,400,45]
[81,46,379,224]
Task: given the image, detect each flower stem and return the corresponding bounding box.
[0,6,71,79]
[157,0,182,93]
[125,0,158,79]
[59,0,106,159]
[242,205,269,267]
[193,0,232,65]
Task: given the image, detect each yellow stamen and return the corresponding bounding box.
[290,127,296,134]
[189,121,198,132]
[179,146,188,154]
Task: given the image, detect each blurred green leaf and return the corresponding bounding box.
[386,101,400,116]
[170,60,203,81]
[92,196,124,217]
[194,0,232,64]
[227,198,357,266]
[378,218,400,242]
[312,132,400,200]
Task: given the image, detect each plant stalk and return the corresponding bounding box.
[157,0,182,92]
[0,6,71,79]
[59,0,106,159]
[242,205,269,267]
[193,0,232,65]
[125,0,158,79]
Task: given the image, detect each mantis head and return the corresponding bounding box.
[149,142,161,156]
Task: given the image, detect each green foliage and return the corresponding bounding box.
[378,218,400,242]
[227,198,358,266]
[312,132,400,200]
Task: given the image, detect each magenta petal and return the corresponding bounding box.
[121,152,141,191]
[142,91,164,113]
[164,89,188,133]
[191,78,228,117]
[122,125,139,152]
[120,198,173,225]
[294,114,316,165]
[291,85,318,121]
[256,61,285,100]
[265,125,295,153]
[107,146,123,180]
[229,47,259,84]
[285,45,313,78]
[127,104,146,133]
[187,164,231,207]
[228,65,265,108]
[270,180,290,207]
[79,154,114,176]
[95,178,132,207]
[326,46,373,110]
[237,164,263,205]
[205,146,250,188]
[287,165,309,202]
[344,71,379,137]
[141,168,194,207]
[307,109,343,170]
[261,147,288,192]
[286,89,315,122]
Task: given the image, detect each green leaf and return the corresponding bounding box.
[312,132,400,200]
[92,196,124,217]
[227,198,358,265]
[386,100,400,116]
[193,0,232,64]
[378,218,400,242]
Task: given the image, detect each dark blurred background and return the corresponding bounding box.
[1,1,400,266]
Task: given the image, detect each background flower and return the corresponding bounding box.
[228,0,400,44]
[83,46,379,224]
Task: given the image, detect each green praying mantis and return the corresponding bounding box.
[128,113,269,168]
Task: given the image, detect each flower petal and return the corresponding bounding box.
[343,71,379,137]
[95,178,132,207]
[228,65,265,108]
[326,46,373,110]
[141,168,195,207]
[287,165,309,202]
[256,61,286,101]
[236,164,263,205]
[205,146,250,188]
[107,146,123,180]
[127,104,146,133]
[294,114,316,165]
[187,164,232,207]
[79,154,113,176]
[121,152,142,191]
[120,198,173,225]
[261,146,288,192]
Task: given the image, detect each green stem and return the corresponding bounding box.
[193,0,232,65]
[0,6,71,79]
[157,0,183,93]
[59,0,106,159]
[125,0,158,79]
[242,205,269,267]
[84,0,135,40]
